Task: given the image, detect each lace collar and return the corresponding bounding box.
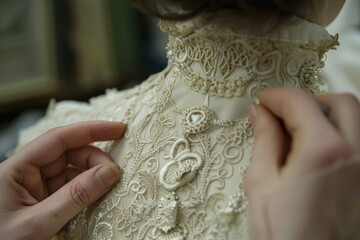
[160,11,339,98]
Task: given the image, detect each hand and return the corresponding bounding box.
[0,121,126,240]
[246,89,360,240]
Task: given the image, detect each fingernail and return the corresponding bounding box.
[96,164,121,189]
[247,105,257,127]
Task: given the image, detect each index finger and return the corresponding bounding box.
[13,121,126,166]
[258,88,343,173]
[259,88,332,138]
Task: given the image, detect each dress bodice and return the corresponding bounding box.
[19,11,338,240]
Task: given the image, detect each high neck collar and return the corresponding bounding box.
[160,11,339,98]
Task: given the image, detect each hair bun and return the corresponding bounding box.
[136,0,344,27]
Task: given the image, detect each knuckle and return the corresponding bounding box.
[47,126,69,151]
[318,133,349,162]
[46,125,65,134]
[289,88,309,99]
[338,93,360,107]
[46,127,59,136]
[17,214,44,239]
[68,181,90,207]
[276,88,309,115]
[326,135,347,153]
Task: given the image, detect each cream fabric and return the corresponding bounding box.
[20,11,338,239]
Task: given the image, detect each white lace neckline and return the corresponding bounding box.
[161,12,339,98]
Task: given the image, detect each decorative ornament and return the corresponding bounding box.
[160,138,203,191]
[181,105,215,134]
[157,192,179,233]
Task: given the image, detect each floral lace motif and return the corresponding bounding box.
[19,13,339,240]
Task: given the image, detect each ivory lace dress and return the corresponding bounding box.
[19,11,338,240]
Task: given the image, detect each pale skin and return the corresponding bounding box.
[246,88,360,239]
[0,121,125,240]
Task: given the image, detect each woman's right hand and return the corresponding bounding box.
[246,88,360,240]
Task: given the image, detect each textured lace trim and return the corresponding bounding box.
[181,67,253,98]
[166,33,339,97]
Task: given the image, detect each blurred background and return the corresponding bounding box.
[0,0,359,161]
[0,0,169,160]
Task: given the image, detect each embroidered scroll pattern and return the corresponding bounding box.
[63,16,339,240]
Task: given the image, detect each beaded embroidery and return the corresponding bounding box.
[167,31,338,97]
[180,106,215,134]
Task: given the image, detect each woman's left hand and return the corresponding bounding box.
[0,121,125,240]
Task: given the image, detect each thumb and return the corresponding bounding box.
[33,163,120,237]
